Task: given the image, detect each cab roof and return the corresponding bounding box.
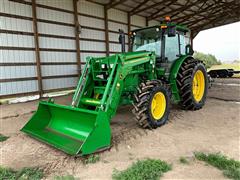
[132,23,190,33]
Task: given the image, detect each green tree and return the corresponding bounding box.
[193,52,221,68]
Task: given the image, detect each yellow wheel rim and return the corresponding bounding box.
[151,92,166,120]
[192,70,205,102]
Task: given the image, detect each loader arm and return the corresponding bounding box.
[21,51,155,156]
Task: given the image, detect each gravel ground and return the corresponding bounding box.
[0,78,239,179]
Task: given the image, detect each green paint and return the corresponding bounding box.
[22,52,156,155]
[22,23,193,156]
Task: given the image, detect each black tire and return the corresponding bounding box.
[132,80,170,129]
[177,58,208,110]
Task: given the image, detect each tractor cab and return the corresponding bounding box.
[128,19,193,68]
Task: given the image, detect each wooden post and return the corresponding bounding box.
[190,30,194,48]
[127,12,131,51]
[73,0,81,75]
[104,6,109,56]
[32,0,43,97]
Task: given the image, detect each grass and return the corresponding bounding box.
[0,134,9,142]
[84,154,100,164]
[195,152,240,180]
[54,175,76,180]
[179,157,189,164]
[0,166,43,180]
[112,158,172,180]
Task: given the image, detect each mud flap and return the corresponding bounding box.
[21,101,111,156]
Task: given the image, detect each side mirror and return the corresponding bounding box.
[118,29,125,53]
[185,44,194,55]
[118,29,124,43]
[167,26,176,37]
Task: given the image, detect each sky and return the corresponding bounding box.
[193,21,240,62]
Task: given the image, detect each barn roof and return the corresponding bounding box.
[87,0,240,36]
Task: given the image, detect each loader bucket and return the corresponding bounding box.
[21,101,111,156]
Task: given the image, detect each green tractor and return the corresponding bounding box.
[22,19,208,156]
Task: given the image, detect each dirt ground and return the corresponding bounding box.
[0,78,240,179]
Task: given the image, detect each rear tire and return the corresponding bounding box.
[132,80,170,129]
[177,58,208,110]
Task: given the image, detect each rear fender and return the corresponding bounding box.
[169,55,193,103]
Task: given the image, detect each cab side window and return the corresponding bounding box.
[179,33,187,55]
[165,34,179,62]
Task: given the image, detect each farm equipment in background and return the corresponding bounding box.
[22,17,208,156]
[208,69,240,78]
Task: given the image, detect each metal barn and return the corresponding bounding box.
[0,0,239,99]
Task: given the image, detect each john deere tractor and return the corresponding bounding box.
[22,19,208,156]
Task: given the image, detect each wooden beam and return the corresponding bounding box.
[146,0,177,20]
[191,11,239,31]
[131,0,174,16]
[183,4,235,27]
[190,6,240,30]
[73,0,81,75]
[172,3,215,23]
[31,0,43,97]
[104,6,110,56]
[192,30,200,39]
[195,19,239,33]
[148,0,203,20]
[176,2,236,24]
[106,0,128,9]
[190,30,194,48]
[130,0,149,15]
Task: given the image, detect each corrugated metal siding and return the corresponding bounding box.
[0,50,35,63]
[36,0,73,11]
[39,37,75,49]
[40,52,76,63]
[0,66,37,79]
[0,0,37,96]
[1,81,38,96]
[108,9,127,23]
[131,15,146,27]
[37,7,74,23]
[1,0,32,17]
[79,1,104,18]
[1,17,33,32]
[77,0,106,61]
[36,0,78,91]
[149,20,160,26]
[1,0,148,98]
[38,22,74,36]
[80,28,105,40]
[43,77,77,90]
[1,34,34,47]
[108,21,128,32]
[41,65,78,77]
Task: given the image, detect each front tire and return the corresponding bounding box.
[177,59,208,110]
[132,80,170,129]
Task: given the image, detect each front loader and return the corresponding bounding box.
[22,18,208,156]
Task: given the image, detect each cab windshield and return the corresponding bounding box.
[132,27,161,58]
